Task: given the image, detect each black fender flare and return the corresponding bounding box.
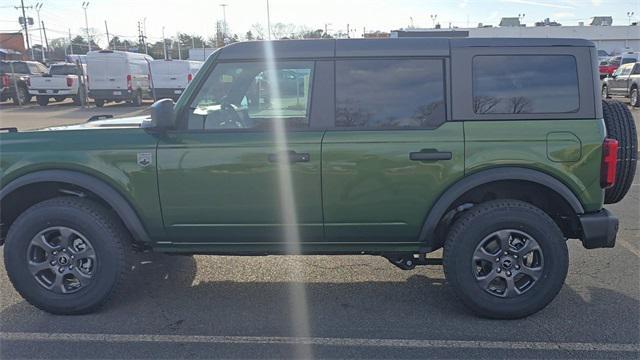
[418,167,585,251]
[0,170,151,244]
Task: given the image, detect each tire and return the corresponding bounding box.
[95,99,105,108]
[36,96,49,106]
[630,87,640,108]
[443,200,569,319]
[3,197,131,315]
[12,86,28,105]
[602,85,610,99]
[54,96,66,102]
[132,90,143,107]
[602,100,638,204]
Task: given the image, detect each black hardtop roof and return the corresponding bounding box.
[217,37,595,60]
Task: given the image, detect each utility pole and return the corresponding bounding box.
[137,21,147,54]
[162,26,167,60]
[177,33,182,60]
[35,2,44,61]
[42,21,49,54]
[16,0,32,59]
[266,0,272,40]
[82,2,91,52]
[69,28,73,55]
[104,20,111,49]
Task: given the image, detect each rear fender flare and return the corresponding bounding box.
[418,167,585,251]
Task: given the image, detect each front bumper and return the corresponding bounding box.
[579,209,618,249]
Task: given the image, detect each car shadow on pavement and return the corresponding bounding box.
[1,253,639,346]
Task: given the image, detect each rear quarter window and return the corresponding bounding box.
[472,55,579,114]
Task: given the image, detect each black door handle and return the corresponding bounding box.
[268,151,310,163]
[409,150,452,161]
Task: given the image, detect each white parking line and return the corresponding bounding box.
[0,332,638,352]
[619,238,640,257]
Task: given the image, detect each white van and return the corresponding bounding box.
[86,50,153,107]
[150,60,202,101]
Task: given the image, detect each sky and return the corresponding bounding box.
[0,0,638,47]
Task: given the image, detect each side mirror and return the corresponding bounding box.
[146,98,176,130]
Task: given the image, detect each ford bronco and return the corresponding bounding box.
[0,38,637,319]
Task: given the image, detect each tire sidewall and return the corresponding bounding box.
[446,204,568,318]
[4,202,123,313]
[631,88,639,107]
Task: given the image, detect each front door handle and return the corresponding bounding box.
[268,151,310,163]
[409,150,452,161]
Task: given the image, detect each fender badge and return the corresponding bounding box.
[137,152,152,167]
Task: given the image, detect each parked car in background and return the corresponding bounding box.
[602,62,640,107]
[597,49,609,61]
[150,59,202,101]
[0,60,48,104]
[599,56,621,79]
[29,63,87,106]
[86,50,153,107]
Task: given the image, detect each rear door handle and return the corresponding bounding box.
[409,150,452,161]
[268,151,310,163]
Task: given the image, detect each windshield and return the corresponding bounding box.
[49,65,81,76]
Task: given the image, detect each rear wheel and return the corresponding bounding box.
[12,86,29,105]
[602,100,638,204]
[4,197,132,314]
[36,96,49,106]
[132,90,143,107]
[95,99,105,108]
[54,96,66,102]
[443,200,568,319]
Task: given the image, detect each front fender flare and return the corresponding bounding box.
[0,170,151,244]
[418,167,585,251]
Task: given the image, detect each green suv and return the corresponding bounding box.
[1,38,637,319]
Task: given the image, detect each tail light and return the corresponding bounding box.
[188,73,193,82]
[66,77,74,87]
[127,74,132,90]
[601,138,619,188]
[1,74,9,87]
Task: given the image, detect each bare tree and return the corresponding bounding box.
[251,23,265,40]
[473,96,500,114]
[508,96,532,114]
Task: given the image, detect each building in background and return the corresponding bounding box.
[0,33,26,60]
[392,20,639,55]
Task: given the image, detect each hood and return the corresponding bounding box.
[41,115,151,131]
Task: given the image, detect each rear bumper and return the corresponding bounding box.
[579,209,618,249]
[152,88,184,100]
[89,89,133,101]
[29,89,76,96]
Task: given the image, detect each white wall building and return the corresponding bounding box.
[391,25,640,55]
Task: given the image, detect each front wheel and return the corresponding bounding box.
[443,200,568,319]
[602,85,610,99]
[12,86,29,105]
[3,197,131,314]
[631,88,639,108]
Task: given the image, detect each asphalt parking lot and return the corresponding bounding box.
[0,100,639,359]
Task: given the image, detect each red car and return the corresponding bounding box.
[600,56,621,78]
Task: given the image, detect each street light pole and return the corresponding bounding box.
[35,2,45,61]
[628,12,635,25]
[82,2,91,52]
[266,0,272,40]
[220,4,228,39]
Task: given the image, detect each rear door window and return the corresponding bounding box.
[335,59,446,128]
[473,55,579,114]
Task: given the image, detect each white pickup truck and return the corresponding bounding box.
[29,63,86,106]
